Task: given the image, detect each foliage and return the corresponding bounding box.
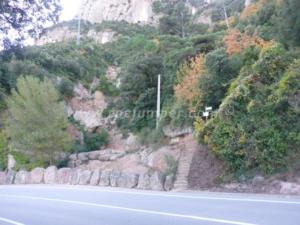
[240,0,266,20]
[276,0,300,47]
[164,155,178,177]
[0,0,61,48]
[153,0,208,37]
[57,77,74,98]
[175,54,206,112]
[6,76,71,165]
[0,131,8,171]
[197,44,299,174]
[0,41,108,92]
[84,129,109,152]
[223,29,270,55]
[11,151,46,171]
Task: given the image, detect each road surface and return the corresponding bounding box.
[0,185,300,225]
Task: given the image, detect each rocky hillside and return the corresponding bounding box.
[1,0,300,194]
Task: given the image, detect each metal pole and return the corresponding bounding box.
[156,74,161,129]
[223,1,229,29]
[77,14,81,45]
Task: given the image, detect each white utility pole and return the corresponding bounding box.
[223,1,230,29]
[156,74,161,129]
[77,14,81,45]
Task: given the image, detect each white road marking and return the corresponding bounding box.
[0,216,25,225]
[4,185,299,205]
[0,194,257,225]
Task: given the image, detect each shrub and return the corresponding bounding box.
[84,129,109,151]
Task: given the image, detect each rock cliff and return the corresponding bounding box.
[77,0,157,25]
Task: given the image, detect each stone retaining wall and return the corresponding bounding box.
[0,166,174,191]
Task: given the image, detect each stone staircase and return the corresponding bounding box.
[173,135,198,190]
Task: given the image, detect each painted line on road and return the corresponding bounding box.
[0,216,25,225]
[12,186,300,205]
[0,194,257,225]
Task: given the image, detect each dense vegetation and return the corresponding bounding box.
[0,0,299,179]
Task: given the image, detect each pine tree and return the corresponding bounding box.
[6,76,70,165]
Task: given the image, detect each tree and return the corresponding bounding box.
[174,54,206,112]
[6,76,70,165]
[0,0,61,48]
[153,0,192,38]
[277,0,300,47]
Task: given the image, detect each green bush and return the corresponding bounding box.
[84,129,109,152]
[198,44,299,174]
[58,77,74,98]
[0,131,8,171]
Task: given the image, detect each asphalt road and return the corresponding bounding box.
[0,185,300,225]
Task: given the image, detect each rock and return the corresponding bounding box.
[57,168,72,184]
[78,170,92,185]
[110,170,122,187]
[90,169,101,185]
[6,170,15,184]
[118,173,139,188]
[164,175,175,191]
[137,173,151,190]
[150,171,165,191]
[78,153,89,161]
[78,0,157,25]
[70,169,80,185]
[0,172,6,185]
[68,125,84,145]
[124,134,139,152]
[162,126,193,138]
[14,170,30,184]
[69,154,78,161]
[88,151,102,160]
[7,154,16,170]
[99,170,111,186]
[252,176,265,187]
[44,166,58,184]
[245,0,252,7]
[30,168,44,184]
[279,182,300,195]
[147,147,179,173]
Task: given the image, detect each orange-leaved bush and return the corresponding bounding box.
[223,29,270,55]
[174,54,206,112]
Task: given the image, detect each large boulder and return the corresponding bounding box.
[150,171,165,191]
[78,153,89,161]
[137,172,151,190]
[118,173,139,188]
[279,182,300,195]
[70,169,80,185]
[164,175,175,191]
[57,168,72,184]
[30,168,44,184]
[90,169,101,185]
[99,170,111,186]
[0,172,6,185]
[78,170,92,185]
[252,176,265,187]
[14,170,30,184]
[110,170,121,187]
[124,134,139,152]
[6,170,15,184]
[147,146,179,173]
[88,151,102,160]
[44,166,58,184]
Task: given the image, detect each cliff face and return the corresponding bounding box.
[78,0,157,25]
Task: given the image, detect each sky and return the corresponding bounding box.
[60,0,82,21]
